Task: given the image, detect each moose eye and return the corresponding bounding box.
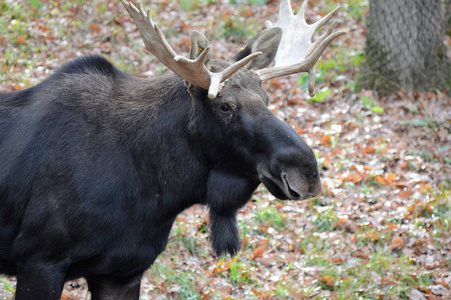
[219,103,231,113]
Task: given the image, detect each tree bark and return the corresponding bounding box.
[358,0,451,95]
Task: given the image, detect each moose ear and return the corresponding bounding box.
[231,27,282,70]
[190,30,211,65]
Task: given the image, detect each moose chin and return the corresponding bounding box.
[0,0,343,299]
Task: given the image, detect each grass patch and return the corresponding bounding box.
[150,264,201,299]
[312,206,338,231]
[321,0,369,21]
[361,95,384,113]
[0,277,15,298]
[256,206,286,231]
[230,0,268,4]
[213,17,260,42]
[178,0,218,10]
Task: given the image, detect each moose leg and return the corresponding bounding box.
[206,171,258,257]
[15,262,67,300]
[86,273,143,300]
[209,210,240,256]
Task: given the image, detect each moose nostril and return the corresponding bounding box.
[281,172,301,199]
[288,187,300,199]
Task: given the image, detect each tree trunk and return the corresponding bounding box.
[358,0,451,95]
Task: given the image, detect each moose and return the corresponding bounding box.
[0,0,343,299]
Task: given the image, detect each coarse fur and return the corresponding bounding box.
[0,44,320,300]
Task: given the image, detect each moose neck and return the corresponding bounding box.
[118,74,210,164]
[117,74,258,210]
[113,74,214,210]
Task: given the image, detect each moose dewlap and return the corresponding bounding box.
[0,1,343,299]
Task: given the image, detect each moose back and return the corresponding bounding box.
[0,1,343,299]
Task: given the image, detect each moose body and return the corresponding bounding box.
[0,56,268,298]
[0,1,343,299]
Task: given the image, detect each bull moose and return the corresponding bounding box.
[0,0,343,299]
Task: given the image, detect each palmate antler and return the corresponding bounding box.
[122,1,261,99]
[257,0,345,96]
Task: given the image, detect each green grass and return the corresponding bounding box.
[398,119,440,130]
[306,87,331,103]
[0,0,93,88]
[419,185,451,239]
[312,205,338,231]
[230,0,268,4]
[274,184,451,298]
[299,48,364,102]
[0,277,15,299]
[227,256,255,286]
[214,18,260,42]
[171,219,209,258]
[178,0,218,10]
[361,95,384,113]
[294,236,445,298]
[150,263,201,299]
[256,206,286,231]
[321,0,369,21]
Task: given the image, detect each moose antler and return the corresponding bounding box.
[122,1,261,99]
[257,0,345,96]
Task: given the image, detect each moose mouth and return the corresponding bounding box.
[260,176,299,200]
[258,169,312,200]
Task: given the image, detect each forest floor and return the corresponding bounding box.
[1,0,450,299]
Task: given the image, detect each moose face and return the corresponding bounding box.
[205,62,321,200]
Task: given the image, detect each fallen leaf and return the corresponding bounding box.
[270,78,282,88]
[16,35,27,45]
[381,276,399,286]
[399,189,413,198]
[90,23,100,32]
[390,236,406,250]
[319,275,335,289]
[351,249,369,259]
[361,147,376,154]
[252,245,266,260]
[407,288,427,300]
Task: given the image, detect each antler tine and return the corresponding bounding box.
[266,0,297,29]
[221,52,263,81]
[296,0,309,20]
[312,6,341,31]
[257,31,345,79]
[257,1,344,96]
[309,21,337,56]
[123,1,260,99]
[279,0,294,18]
[265,20,274,28]
[257,31,345,90]
[122,1,179,66]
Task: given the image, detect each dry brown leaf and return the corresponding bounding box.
[90,23,100,32]
[390,236,406,250]
[351,249,369,259]
[319,275,335,289]
[16,35,27,45]
[252,245,266,260]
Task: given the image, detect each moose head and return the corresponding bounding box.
[122,0,343,202]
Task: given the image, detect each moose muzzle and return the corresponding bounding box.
[256,116,321,201]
